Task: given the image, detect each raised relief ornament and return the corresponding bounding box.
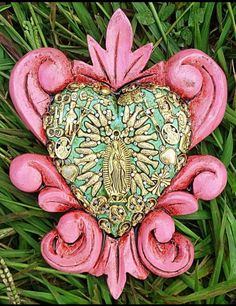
[9,10,227,299]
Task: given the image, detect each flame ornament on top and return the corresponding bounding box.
[74,10,153,89]
[8,9,227,299]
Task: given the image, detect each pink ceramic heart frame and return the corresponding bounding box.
[9,10,227,299]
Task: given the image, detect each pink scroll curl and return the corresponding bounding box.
[165,49,227,148]
[137,154,227,279]
[9,153,81,212]
[9,48,73,144]
[41,211,103,273]
[138,218,194,278]
[137,193,197,278]
[164,155,227,201]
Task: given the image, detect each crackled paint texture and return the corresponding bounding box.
[8,9,227,299]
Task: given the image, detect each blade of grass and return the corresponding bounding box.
[149,2,170,55]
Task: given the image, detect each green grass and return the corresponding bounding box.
[0,2,236,304]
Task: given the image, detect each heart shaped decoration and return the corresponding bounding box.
[43,82,191,237]
[8,8,228,299]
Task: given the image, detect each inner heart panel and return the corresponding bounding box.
[43,82,191,237]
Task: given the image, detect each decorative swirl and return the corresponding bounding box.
[9,48,73,144]
[38,187,80,212]
[165,49,227,148]
[138,210,194,277]
[165,155,227,201]
[41,211,103,272]
[9,153,80,212]
[157,191,198,216]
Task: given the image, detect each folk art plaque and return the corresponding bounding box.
[8,10,227,299]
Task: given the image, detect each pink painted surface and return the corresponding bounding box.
[8,9,228,299]
[9,48,73,144]
[10,154,81,212]
[138,210,194,277]
[72,9,153,89]
[166,49,227,148]
[164,155,227,200]
[41,211,103,272]
[90,229,148,299]
[157,191,198,216]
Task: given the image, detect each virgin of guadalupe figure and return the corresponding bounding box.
[108,141,128,198]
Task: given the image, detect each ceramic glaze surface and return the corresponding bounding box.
[43,82,191,237]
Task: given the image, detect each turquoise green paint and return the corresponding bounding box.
[45,83,191,237]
